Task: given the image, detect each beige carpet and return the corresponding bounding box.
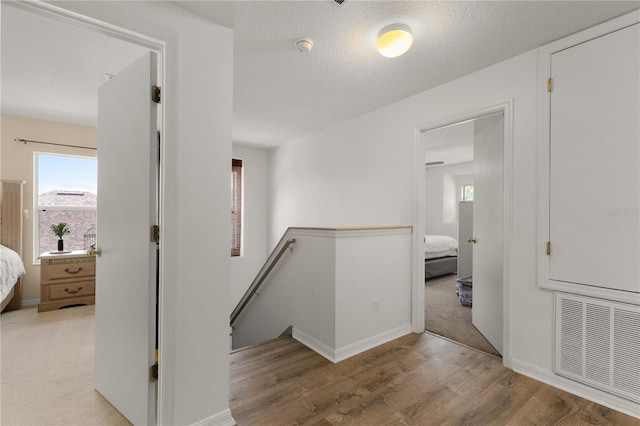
[425,274,501,357]
[0,305,131,425]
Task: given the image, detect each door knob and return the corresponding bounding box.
[88,247,102,257]
[467,237,477,244]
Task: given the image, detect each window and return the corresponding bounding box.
[35,153,97,259]
[231,158,243,257]
[461,184,474,202]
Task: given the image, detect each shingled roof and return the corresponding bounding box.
[39,190,97,207]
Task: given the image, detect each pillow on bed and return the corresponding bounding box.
[424,235,458,259]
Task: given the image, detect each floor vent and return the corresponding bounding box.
[556,293,640,403]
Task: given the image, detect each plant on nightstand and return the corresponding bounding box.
[51,222,70,251]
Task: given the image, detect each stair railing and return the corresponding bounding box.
[230,235,296,327]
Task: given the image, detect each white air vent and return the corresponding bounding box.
[556,293,640,403]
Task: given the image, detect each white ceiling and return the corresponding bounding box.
[424,120,474,166]
[2,1,638,149]
[1,4,149,128]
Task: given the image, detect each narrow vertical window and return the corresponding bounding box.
[461,184,474,202]
[231,158,243,257]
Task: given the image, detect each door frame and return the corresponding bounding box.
[8,0,168,421]
[412,100,514,367]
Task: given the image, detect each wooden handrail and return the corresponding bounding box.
[230,238,296,326]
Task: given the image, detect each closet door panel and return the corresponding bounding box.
[549,24,639,293]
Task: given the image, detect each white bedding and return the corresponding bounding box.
[424,235,458,259]
[1,244,25,302]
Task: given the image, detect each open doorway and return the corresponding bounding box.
[422,112,504,357]
[2,3,162,424]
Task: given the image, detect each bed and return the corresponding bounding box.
[1,245,25,311]
[424,234,458,279]
[1,180,26,312]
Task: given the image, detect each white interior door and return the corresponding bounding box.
[471,113,504,355]
[458,201,473,278]
[95,51,158,425]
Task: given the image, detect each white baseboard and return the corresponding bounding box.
[511,359,640,419]
[21,298,39,306]
[189,408,236,426]
[334,324,412,362]
[293,324,412,364]
[292,328,337,362]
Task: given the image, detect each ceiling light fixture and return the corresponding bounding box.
[295,39,314,53]
[376,24,413,58]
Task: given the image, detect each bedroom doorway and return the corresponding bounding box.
[4,3,164,424]
[421,110,506,357]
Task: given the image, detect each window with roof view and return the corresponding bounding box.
[35,153,97,259]
[231,158,243,257]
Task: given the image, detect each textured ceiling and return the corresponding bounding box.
[173,0,639,147]
[2,1,639,150]
[1,4,148,128]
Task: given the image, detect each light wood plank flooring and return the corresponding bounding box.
[230,333,638,425]
[3,305,637,425]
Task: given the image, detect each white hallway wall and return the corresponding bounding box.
[268,46,549,386]
[425,162,473,239]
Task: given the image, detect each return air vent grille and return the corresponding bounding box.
[556,293,640,403]
[613,309,640,397]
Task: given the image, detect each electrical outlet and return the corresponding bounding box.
[372,298,379,313]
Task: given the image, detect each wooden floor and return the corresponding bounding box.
[230,333,638,425]
[2,306,637,425]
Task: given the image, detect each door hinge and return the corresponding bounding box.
[150,363,158,381]
[547,78,552,92]
[546,241,551,256]
[151,225,160,243]
[152,85,161,104]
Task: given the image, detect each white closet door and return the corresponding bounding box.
[549,24,639,293]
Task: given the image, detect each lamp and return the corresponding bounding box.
[376,24,413,58]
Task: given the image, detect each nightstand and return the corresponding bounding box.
[38,250,96,312]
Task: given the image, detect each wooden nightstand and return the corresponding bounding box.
[38,251,96,312]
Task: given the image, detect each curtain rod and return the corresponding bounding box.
[14,138,97,151]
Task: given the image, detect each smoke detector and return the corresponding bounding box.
[295,39,313,53]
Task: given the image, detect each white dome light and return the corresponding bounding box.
[376,24,413,58]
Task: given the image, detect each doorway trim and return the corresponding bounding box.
[6,0,169,421]
[412,99,514,367]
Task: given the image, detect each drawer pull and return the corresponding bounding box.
[64,287,83,294]
[64,267,84,275]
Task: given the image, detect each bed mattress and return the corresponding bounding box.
[424,235,458,259]
[1,245,25,302]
